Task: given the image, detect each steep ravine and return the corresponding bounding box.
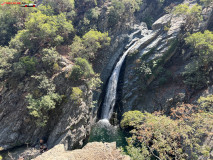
[0,0,212,159]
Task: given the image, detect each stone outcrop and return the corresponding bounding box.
[120,0,213,114]
[0,56,95,151]
[33,142,130,160]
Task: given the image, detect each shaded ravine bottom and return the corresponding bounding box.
[88,120,129,148]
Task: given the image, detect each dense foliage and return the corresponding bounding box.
[121,102,213,159]
[69,30,110,60]
[26,74,62,126]
[183,30,213,89]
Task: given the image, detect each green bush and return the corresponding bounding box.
[0,46,16,78]
[70,58,94,81]
[107,0,142,28]
[198,95,213,112]
[41,48,60,71]
[69,30,111,60]
[13,56,37,78]
[0,1,32,45]
[183,31,213,89]
[82,30,111,59]
[172,3,202,31]
[26,73,61,126]
[10,10,74,52]
[19,56,37,74]
[70,87,83,104]
[121,110,213,160]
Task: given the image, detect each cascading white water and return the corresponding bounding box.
[101,46,136,120]
[100,29,158,121]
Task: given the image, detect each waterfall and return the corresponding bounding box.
[101,45,136,120]
[100,29,159,121]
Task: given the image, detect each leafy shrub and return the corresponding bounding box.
[70,87,83,104]
[10,11,74,52]
[27,93,61,126]
[69,30,111,60]
[69,36,86,58]
[0,47,16,78]
[42,0,75,15]
[19,56,37,74]
[183,31,213,89]
[121,110,213,159]
[82,30,111,59]
[198,95,213,112]
[70,58,94,81]
[107,0,142,28]
[0,1,32,45]
[13,56,38,78]
[172,3,202,31]
[41,48,60,71]
[26,73,61,126]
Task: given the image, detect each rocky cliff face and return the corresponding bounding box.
[0,0,212,158]
[119,0,213,115]
[0,56,95,151]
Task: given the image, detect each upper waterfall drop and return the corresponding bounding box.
[100,23,159,121]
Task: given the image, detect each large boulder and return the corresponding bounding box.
[33,142,130,160]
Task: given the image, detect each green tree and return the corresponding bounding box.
[108,0,142,28]
[198,95,213,112]
[82,30,111,59]
[185,30,213,66]
[70,58,94,81]
[69,30,111,59]
[26,73,61,126]
[121,110,213,159]
[41,48,60,71]
[183,30,213,89]
[10,11,74,52]
[0,47,16,78]
[173,3,202,31]
[42,0,76,18]
[0,0,33,45]
[70,87,83,104]
[69,36,86,58]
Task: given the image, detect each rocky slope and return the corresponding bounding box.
[0,0,212,159]
[0,56,95,151]
[120,0,213,114]
[0,0,181,152]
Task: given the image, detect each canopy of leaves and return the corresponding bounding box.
[0,0,33,45]
[26,73,61,126]
[185,30,213,65]
[70,87,83,104]
[172,3,202,31]
[41,48,60,70]
[69,30,111,59]
[108,0,142,27]
[198,95,213,112]
[70,58,94,81]
[183,30,213,89]
[121,109,213,160]
[10,10,74,52]
[0,47,16,78]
